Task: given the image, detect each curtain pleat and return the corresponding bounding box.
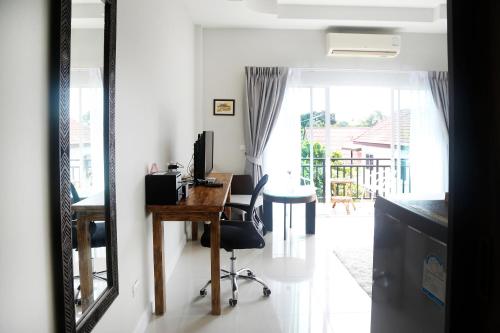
[428,71,449,133]
[244,67,289,185]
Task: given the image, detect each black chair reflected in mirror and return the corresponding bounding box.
[199,175,271,307]
[70,183,107,305]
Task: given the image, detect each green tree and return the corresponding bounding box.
[301,140,327,201]
[330,150,342,159]
[335,120,350,127]
[300,111,336,129]
[301,140,325,158]
[357,110,385,127]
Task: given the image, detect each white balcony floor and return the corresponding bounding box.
[146,201,374,333]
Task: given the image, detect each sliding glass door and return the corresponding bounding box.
[300,87,331,202]
[299,86,411,203]
[265,70,448,203]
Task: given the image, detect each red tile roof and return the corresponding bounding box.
[70,119,91,145]
[305,127,370,151]
[353,109,411,147]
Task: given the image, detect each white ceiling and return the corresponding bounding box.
[185,0,447,33]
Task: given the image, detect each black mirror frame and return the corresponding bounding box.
[50,1,118,332]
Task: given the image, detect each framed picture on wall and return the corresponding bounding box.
[213,99,235,116]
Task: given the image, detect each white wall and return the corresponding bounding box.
[0,0,54,332]
[202,29,449,174]
[94,0,197,332]
[1,0,197,332]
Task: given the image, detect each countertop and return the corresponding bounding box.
[377,195,449,243]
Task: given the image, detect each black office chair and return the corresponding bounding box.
[222,174,268,222]
[199,177,271,307]
[70,182,82,203]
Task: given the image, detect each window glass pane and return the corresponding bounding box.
[330,86,392,126]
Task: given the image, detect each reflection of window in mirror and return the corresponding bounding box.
[70,69,104,198]
[70,2,105,198]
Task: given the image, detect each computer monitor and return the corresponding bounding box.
[194,130,214,182]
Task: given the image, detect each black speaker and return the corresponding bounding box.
[145,172,182,205]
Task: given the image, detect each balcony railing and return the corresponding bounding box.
[301,157,411,202]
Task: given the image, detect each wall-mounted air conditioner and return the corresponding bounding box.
[326,33,401,58]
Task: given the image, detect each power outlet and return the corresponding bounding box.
[132,279,140,298]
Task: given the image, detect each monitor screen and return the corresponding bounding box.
[204,131,214,175]
[193,130,214,181]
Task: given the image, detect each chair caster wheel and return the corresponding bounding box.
[200,289,207,297]
[263,287,271,297]
[229,298,237,307]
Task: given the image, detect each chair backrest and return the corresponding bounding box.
[70,183,81,204]
[231,174,254,195]
[248,174,268,213]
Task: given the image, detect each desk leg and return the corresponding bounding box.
[283,204,287,241]
[225,187,232,219]
[263,199,273,232]
[210,216,221,315]
[77,216,93,312]
[306,200,316,235]
[153,214,166,315]
[191,222,198,241]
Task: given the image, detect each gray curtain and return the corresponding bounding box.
[244,67,289,185]
[428,71,449,132]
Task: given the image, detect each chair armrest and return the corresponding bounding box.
[223,202,252,221]
[225,202,251,213]
[221,219,251,226]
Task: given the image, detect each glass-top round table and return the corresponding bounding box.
[263,185,317,240]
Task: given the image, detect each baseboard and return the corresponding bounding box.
[133,307,151,333]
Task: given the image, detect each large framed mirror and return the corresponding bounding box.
[50,0,117,332]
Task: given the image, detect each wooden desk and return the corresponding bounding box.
[147,173,233,316]
[72,192,105,312]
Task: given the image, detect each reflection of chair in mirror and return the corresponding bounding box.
[71,183,107,305]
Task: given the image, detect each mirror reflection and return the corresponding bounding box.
[69,0,107,322]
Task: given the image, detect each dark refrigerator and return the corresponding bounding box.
[371,197,448,333]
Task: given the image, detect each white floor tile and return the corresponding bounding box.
[146,202,373,333]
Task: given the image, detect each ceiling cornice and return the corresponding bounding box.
[243,0,446,24]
